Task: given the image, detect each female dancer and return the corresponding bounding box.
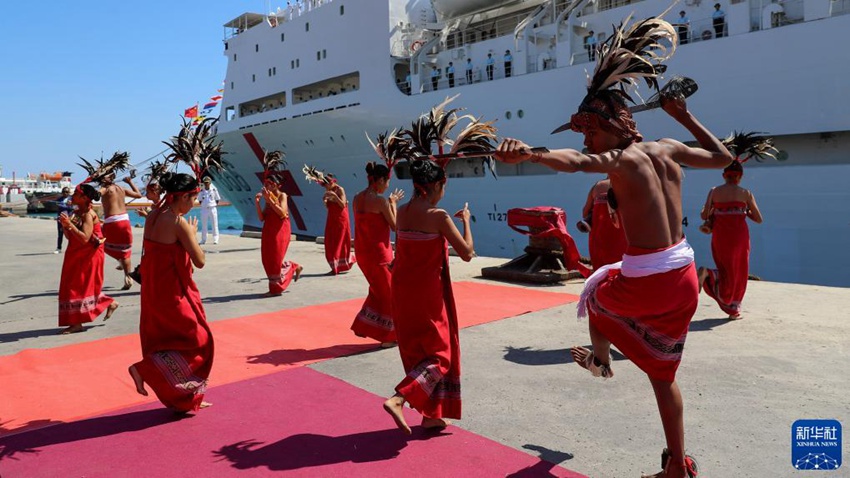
[698,160,763,319]
[383,159,474,434]
[128,172,214,412]
[256,177,302,296]
[350,162,404,345]
[57,184,118,334]
[304,166,356,274]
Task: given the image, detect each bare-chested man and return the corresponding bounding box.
[100,173,142,289]
[495,93,733,477]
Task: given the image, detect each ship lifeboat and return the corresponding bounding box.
[431,0,524,21]
[39,172,64,181]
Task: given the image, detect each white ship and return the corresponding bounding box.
[212,0,850,287]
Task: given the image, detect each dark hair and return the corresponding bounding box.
[159,172,199,193]
[365,162,390,181]
[78,183,101,201]
[723,160,743,175]
[409,160,446,187]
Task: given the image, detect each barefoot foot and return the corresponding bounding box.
[380,341,398,349]
[60,324,85,334]
[294,265,304,282]
[697,267,709,291]
[728,313,743,320]
[383,395,411,435]
[104,301,119,321]
[262,291,282,298]
[569,346,613,378]
[421,417,451,430]
[128,365,148,396]
[121,275,133,291]
[200,401,212,408]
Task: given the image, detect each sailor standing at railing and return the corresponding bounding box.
[485,53,494,80]
[713,3,726,38]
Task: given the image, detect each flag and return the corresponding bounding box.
[217,88,224,93]
[184,105,198,118]
[209,95,223,102]
[192,115,207,126]
[204,101,219,109]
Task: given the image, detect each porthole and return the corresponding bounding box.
[505,111,512,120]
[517,109,524,118]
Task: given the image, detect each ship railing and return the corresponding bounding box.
[833,0,850,16]
[275,0,333,22]
[421,61,515,93]
[443,9,537,51]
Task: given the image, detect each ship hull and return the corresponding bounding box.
[214,5,850,287]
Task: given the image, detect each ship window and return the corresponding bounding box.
[317,51,321,61]
[234,54,237,62]
[225,42,229,50]
[252,74,256,82]
[296,59,300,67]
[281,33,285,42]
[306,22,310,32]
[268,68,272,77]
[273,67,276,75]
[505,111,512,120]
[291,60,295,69]
[340,5,344,15]
[230,81,234,89]
[322,49,327,59]
[518,109,524,118]
[255,44,259,52]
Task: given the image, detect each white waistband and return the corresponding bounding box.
[104,213,130,224]
[577,239,694,319]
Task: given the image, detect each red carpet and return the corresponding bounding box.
[0,367,586,477]
[0,282,577,436]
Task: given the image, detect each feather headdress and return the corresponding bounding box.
[259,150,286,184]
[721,131,778,163]
[403,95,498,172]
[302,164,336,186]
[77,151,130,185]
[559,12,677,139]
[145,159,171,185]
[366,128,412,175]
[162,117,225,180]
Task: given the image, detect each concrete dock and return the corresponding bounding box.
[1,216,848,477]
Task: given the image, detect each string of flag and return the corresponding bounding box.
[183,87,225,126]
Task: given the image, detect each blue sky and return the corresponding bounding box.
[0,1,269,180]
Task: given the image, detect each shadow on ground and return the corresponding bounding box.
[0,291,59,305]
[503,345,626,366]
[212,428,447,471]
[0,324,104,343]
[203,293,274,304]
[505,444,577,477]
[0,409,184,461]
[247,344,376,367]
[688,317,734,332]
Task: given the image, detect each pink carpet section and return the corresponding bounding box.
[0,367,586,477]
[0,282,578,436]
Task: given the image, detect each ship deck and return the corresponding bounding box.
[0,217,847,476]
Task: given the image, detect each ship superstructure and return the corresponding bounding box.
[211,0,850,286]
